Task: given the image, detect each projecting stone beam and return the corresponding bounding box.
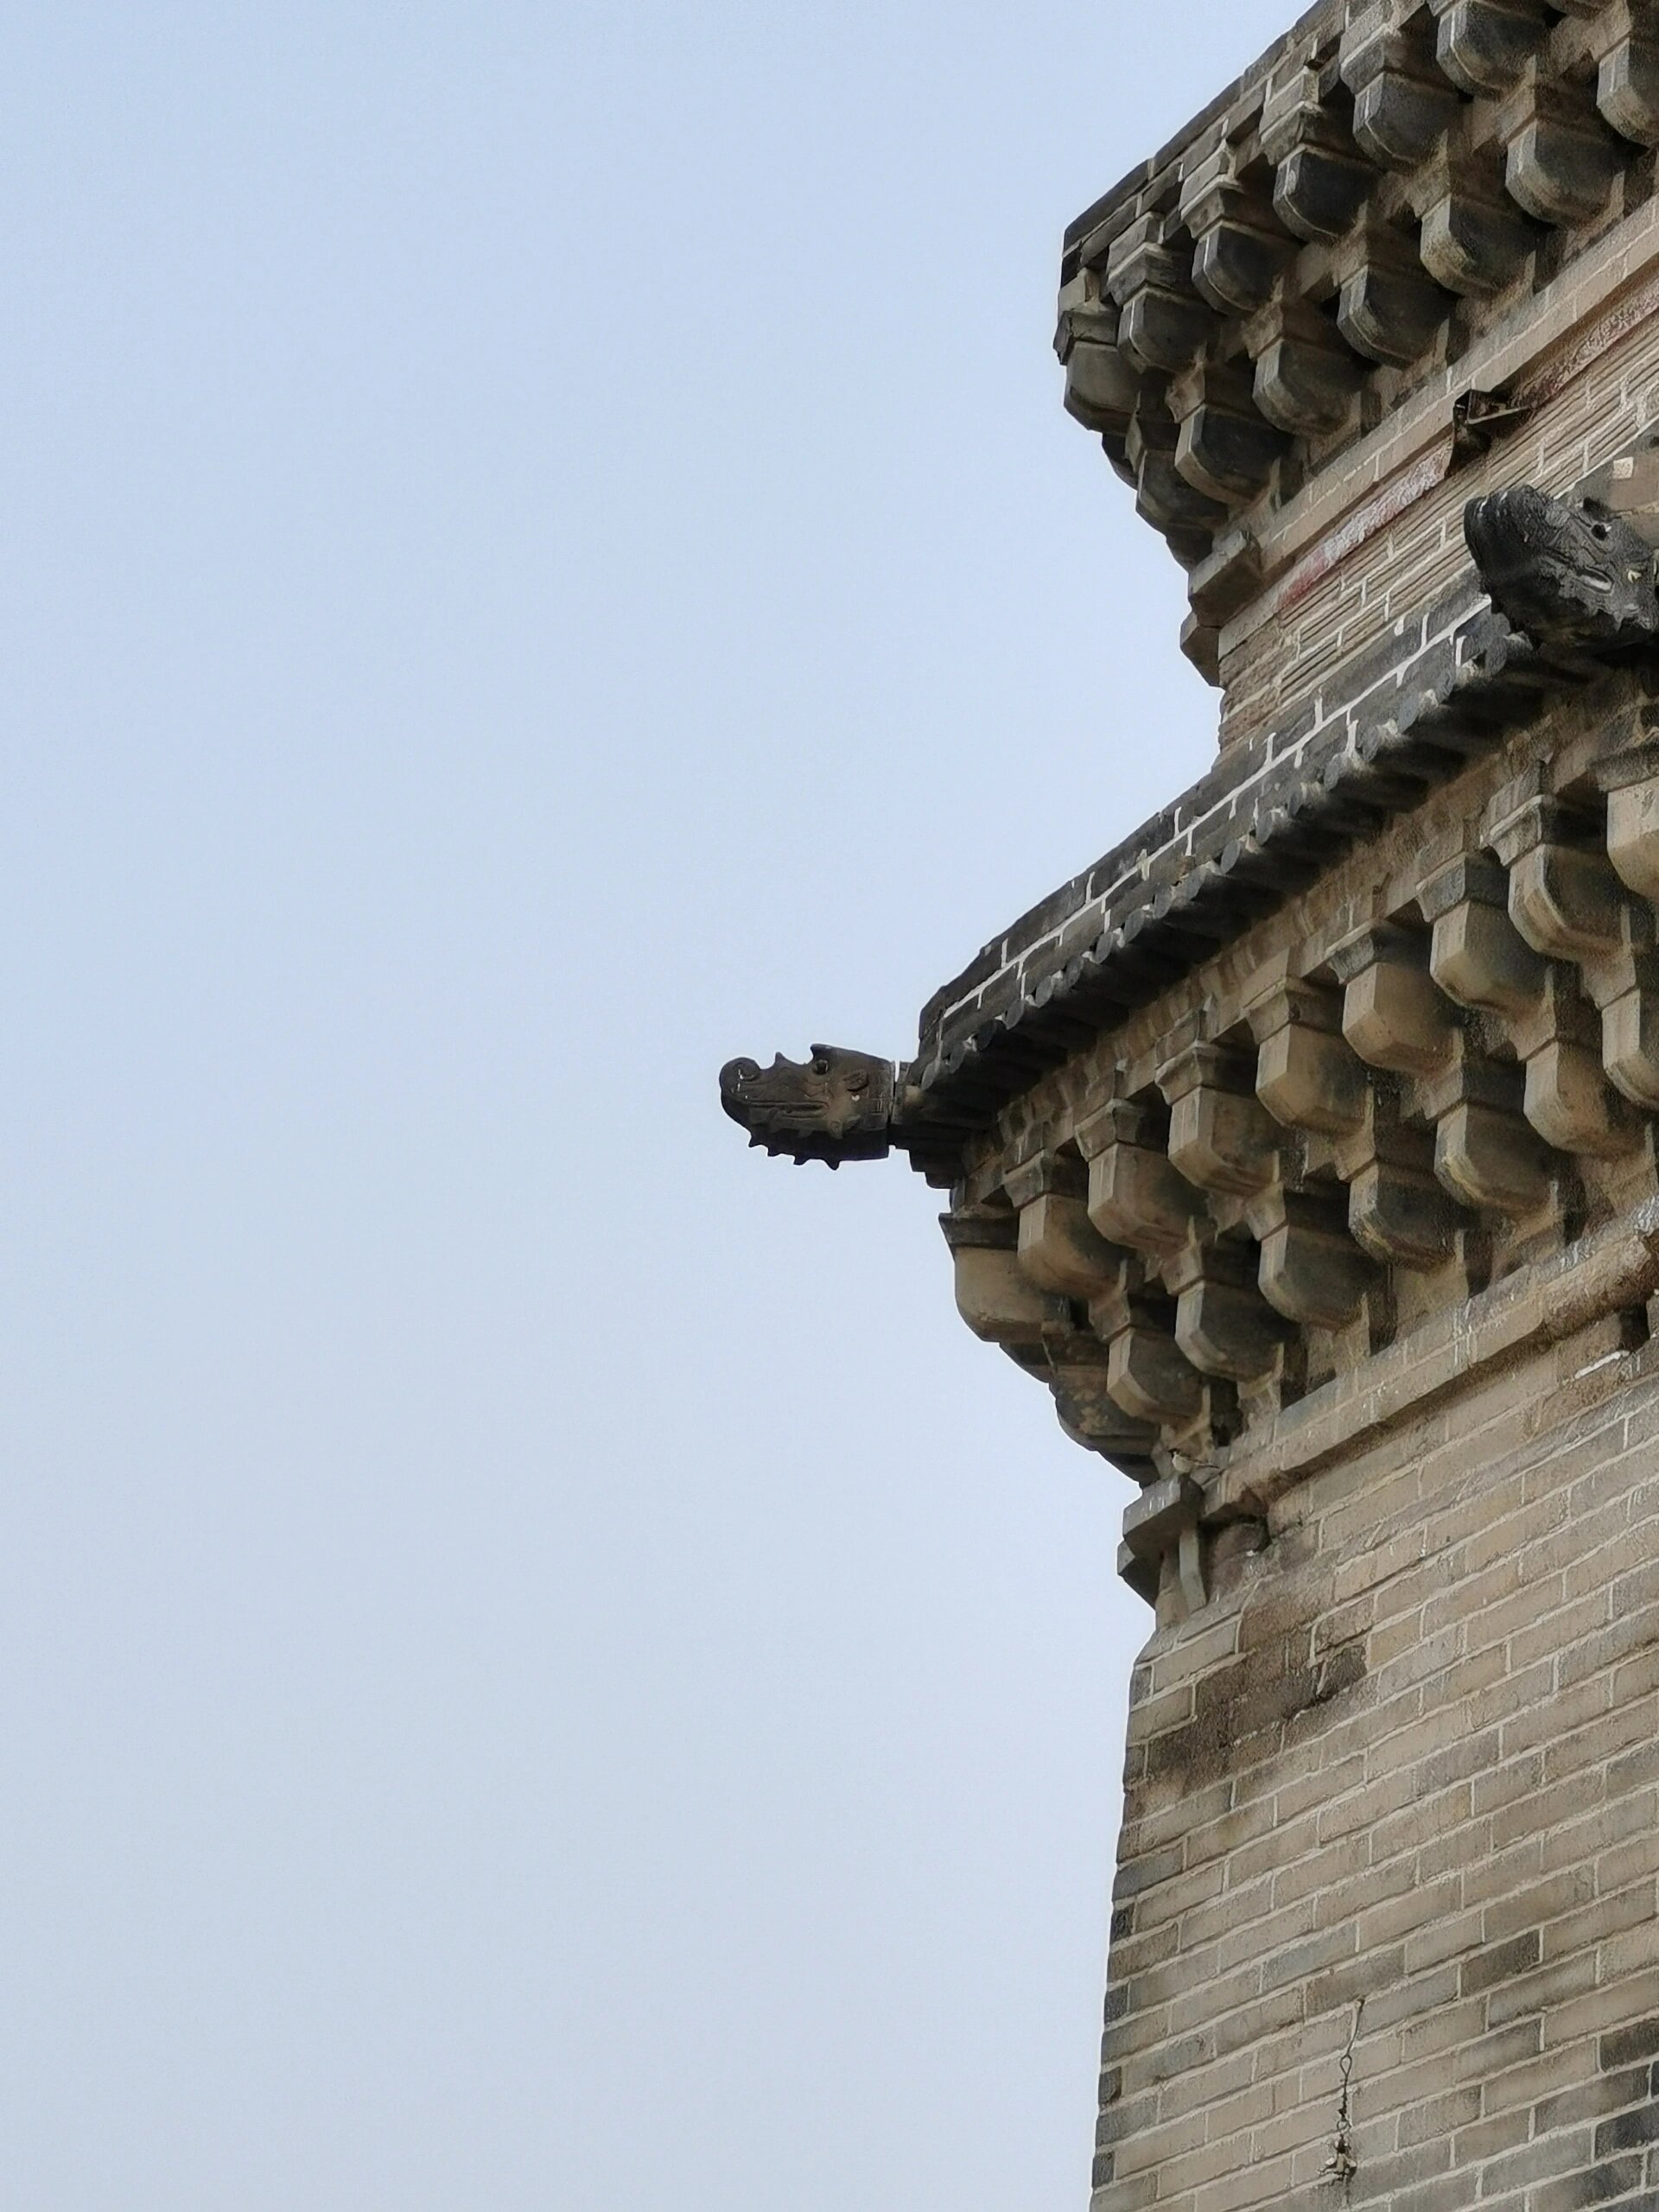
[1495,798,1626,960]
[1420,1037,1555,1212]
[1103,1318,1208,1426]
[1344,1123,1460,1267]
[940,1208,1160,1473]
[1166,1235,1292,1380]
[1512,966,1632,1155]
[1248,1184,1379,1329]
[943,1206,1071,1345]
[1332,218,1455,365]
[1179,147,1297,315]
[1167,360,1289,506]
[1428,0,1548,99]
[1107,214,1217,377]
[1260,66,1374,242]
[1083,1249,1209,1427]
[1246,976,1370,1135]
[1077,1098,1205,1260]
[1422,852,1632,1155]
[1569,973,1659,1115]
[1157,1042,1282,1197]
[1244,297,1363,439]
[1600,740,1659,905]
[1503,64,1623,226]
[1126,398,1231,545]
[1054,272,1141,442]
[1332,917,1558,1211]
[1341,6,1463,171]
[1006,1153,1128,1299]
[1422,852,1546,1015]
[1411,143,1539,296]
[1592,1,1659,146]
[1047,1348,1163,1471]
[1332,920,1458,1076]
[1492,794,1659,1109]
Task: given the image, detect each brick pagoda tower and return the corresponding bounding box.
[721,2,1659,2202]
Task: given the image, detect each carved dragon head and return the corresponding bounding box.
[1464,485,1659,649]
[718,1044,898,1166]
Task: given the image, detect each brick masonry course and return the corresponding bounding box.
[1095,1320,1659,2212]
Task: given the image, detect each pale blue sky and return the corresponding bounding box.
[3,5,1294,2207]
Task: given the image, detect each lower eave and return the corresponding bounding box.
[906,581,1599,1139]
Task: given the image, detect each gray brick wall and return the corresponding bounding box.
[1219,283,1659,751]
[1095,1317,1659,2211]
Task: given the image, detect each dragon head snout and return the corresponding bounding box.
[719,1056,762,1101]
[1463,486,1548,576]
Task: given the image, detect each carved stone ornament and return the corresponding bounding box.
[718,1044,899,1166]
[1463,483,1659,649]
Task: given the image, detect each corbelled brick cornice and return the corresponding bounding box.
[1058,0,1659,679]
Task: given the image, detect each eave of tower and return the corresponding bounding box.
[1055,0,1659,684]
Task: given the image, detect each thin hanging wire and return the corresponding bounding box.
[1322,1998,1364,2188]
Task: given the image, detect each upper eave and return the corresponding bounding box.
[1056,0,1659,632]
[1061,0,1344,273]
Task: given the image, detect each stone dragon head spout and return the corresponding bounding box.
[718,1044,899,1165]
[1464,484,1659,649]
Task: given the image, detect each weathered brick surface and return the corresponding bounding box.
[1219,278,1659,752]
[1096,1322,1659,2209]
